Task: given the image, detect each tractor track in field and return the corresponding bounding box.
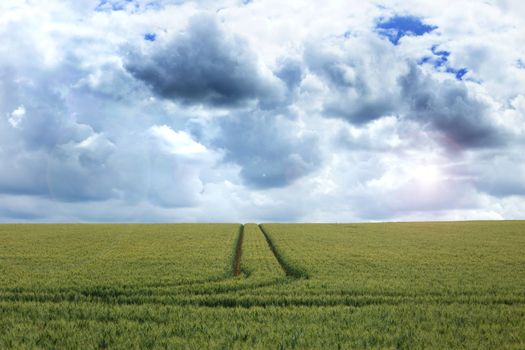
[232,224,244,277]
[2,289,524,308]
[258,224,308,279]
[231,224,307,279]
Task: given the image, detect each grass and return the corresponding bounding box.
[0,221,524,348]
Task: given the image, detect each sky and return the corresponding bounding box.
[0,0,525,223]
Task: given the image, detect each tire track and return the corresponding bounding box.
[258,224,309,279]
[232,224,244,277]
[2,291,522,308]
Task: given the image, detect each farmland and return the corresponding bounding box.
[0,221,524,349]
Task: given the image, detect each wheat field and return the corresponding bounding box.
[1,221,524,349]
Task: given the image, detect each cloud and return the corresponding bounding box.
[399,64,505,149]
[304,35,401,124]
[274,57,305,90]
[213,110,320,189]
[7,105,25,128]
[472,152,525,197]
[149,125,207,156]
[305,33,505,150]
[0,10,217,208]
[125,14,286,108]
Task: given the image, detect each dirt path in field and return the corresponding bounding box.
[258,224,308,279]
[233,224,244,277]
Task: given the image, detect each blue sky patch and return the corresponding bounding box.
[95,0,163,12]
[418,45,468,80]
[418,56,432,65]
[144,33,157,42]
[446,67,468,80]
[376,15,437,45]
[430,45,449,68]
[431,45,450,57]
[95,0,134,12]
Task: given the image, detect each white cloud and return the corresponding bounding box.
[7,105,25,128]
[149,125,207,156]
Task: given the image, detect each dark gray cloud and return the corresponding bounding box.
[213,111,320,189]
[400,64,505,149]
[325,99,396,125]
[305,35,505,150]
[125,14,285,107]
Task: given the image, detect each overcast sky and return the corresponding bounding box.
[1,0,524,222]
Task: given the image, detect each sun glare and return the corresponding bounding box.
[412,164,442,188]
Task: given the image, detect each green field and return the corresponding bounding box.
[0,221,524,349]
